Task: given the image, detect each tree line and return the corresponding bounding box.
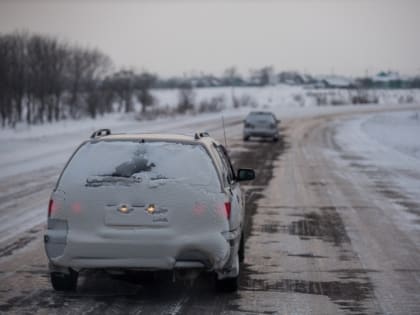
[2,31,419,127]
[0,32,159,127]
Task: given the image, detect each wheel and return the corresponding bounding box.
[215,253,240,292]
[50,269,78,291]
[243,136,250,141]
[215,274,239,292]
[272,136,279,142]
[238,233,245,263]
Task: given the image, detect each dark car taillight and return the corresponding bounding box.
[48,199,55,217]
[217,202,232,220]
[225,202,231,219]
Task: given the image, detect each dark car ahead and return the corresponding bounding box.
[243,111,279,142]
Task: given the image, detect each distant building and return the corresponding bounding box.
[314,75,355,89]
[371,71,404,88]
[278,71,304,85]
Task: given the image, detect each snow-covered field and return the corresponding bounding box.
[331,110,420,243]
[150,86,420,109]
[0,109,250,179]
[361,111,420,160]
[4,86,420,136]
[2,85,420,138]
[334,110,420,198]
[1,85,419,180]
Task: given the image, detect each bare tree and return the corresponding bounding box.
[0,31,113,126]
[26,35,49,124]
[10,33,27,124]
[250,66,275,86]
[136,72,156,114]
[177,82,195,114]
[82,50,112,118]
[108,69,136,113]
[67,47,112,118]
[223,66,241,107]
[0,35,13,126]
[0,32,29,126]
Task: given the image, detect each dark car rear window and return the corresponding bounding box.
[246,113,276,123]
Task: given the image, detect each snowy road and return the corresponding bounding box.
[1,104,420,314]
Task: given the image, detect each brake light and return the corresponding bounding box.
[71,202,82,214]
[193,203,205,216]
[216,202,231,219]
[48,199,55,217]
[224,202,231,219]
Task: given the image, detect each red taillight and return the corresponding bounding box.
[216,202,231,220]
[48,199,55,217]
[225,202,231,220]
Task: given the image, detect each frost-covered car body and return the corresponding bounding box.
[44,130,254,291]
[243,111,279,141]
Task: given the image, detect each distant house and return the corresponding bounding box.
[314,75,355,89]
[278,71,304,85]
[190,76,222,88]
[371,71,404,88]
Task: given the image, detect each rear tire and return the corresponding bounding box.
[50,269,78,291]
[215,252,240,292]
[272,136,279,142]
[243,136,250,141]
[215,275,239,292]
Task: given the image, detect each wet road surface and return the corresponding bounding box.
[1,107,420,314]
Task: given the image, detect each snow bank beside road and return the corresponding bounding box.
[332,110,420,235]
[334,110,420,169]
[361,111,420,160]
[334,110,420,171]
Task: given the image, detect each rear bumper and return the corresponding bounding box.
[46,230,232,272]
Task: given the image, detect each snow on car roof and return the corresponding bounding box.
[248,111,275,116]
[93,133,220,147]
[100,133,194,141]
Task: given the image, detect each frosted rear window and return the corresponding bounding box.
[59,141,220,189]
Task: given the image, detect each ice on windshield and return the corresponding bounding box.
[59,141,220,189]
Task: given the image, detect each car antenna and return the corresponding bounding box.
[222,115,228,148]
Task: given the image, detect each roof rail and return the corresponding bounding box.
[91,128,111,139]
[194,131,210,140]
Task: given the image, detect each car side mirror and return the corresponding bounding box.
[237,169,255,181]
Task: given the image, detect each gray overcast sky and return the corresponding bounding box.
[1,0,419,77]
